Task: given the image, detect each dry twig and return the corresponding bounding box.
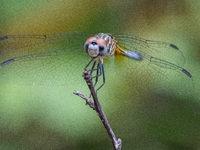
[74,70,122,150]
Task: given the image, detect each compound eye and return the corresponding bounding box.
[99,45,107,56]
[86,37,97,43]
[84,42,89,53]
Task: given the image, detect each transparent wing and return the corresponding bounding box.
[0,31,94,85]
[114,34,186,67]
[0,32,194,94]
[113,34,194,94]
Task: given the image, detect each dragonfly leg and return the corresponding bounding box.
[85,59,105,97]
[84,59,96,82]
[90,59,106,95]
[90,60,96,75]
[95,63,105,94]
[89,60,102,98]
[84,59,94,70]
[93,60,101,88]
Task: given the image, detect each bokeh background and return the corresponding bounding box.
[0,0,200,149]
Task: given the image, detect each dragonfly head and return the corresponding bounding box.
[84,37,107,58]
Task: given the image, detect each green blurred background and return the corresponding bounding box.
[0,0,200,149]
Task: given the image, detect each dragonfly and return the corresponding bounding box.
[0,31,194,94]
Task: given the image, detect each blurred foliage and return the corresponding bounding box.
[0,0,200,150]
